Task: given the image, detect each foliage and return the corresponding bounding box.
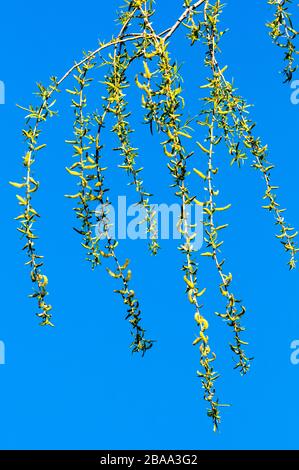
[11,0,298,430]
[267,0,298,81]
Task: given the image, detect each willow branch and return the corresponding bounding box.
[51,1,208,95]
[163,0,207,41]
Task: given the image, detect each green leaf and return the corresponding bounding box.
[9,181,25,189]
[193,168,206,180]
[196,141,210,154]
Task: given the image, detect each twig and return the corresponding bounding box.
[52,1,207,93]
[163,0,207,41]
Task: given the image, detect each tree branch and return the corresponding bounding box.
[163,0,207,41]
[57,35,144,88]
[46,0,208,96]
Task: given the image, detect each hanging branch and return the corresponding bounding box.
[106,52,159,254]
[267,0,299,81]
[11,78,59,325]
[64,57,154,354]
[106,5,159,254]
[65,59,101,266]
[135,3,225,430]
[196,1,251,374]
[90,107,154,354]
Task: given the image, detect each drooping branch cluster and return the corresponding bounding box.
[12,0,298,430]
[134,4,223,429]
[65,54,154,354]
[267,0,298,81]
[11,78,59,325]
[190,1,252,375]
[65,59,100,266]
[187,0,299,270]
[105,44,159,254]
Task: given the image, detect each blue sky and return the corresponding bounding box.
[0,0,299,450]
